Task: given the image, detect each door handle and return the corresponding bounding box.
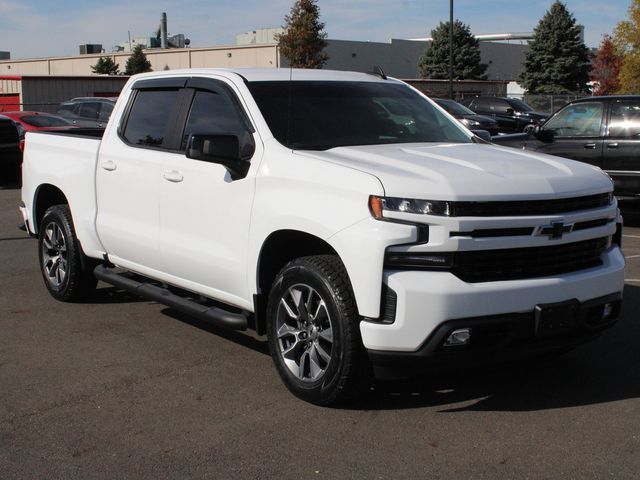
[100,160,117,171]
[163,170,184,183]
[607,143,619,149]
[583,143,597,149]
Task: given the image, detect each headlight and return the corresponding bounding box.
[461,118,480,127]
[369,195,452,219]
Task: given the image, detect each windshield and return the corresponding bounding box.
[506,98,534,112]
[21,115,72,127]
[247,81,471,150]
[435,98,475,116]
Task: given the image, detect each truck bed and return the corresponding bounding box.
[21,129,104,257]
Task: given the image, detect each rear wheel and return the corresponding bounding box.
[38,205,97,301]
[266,255,370,406]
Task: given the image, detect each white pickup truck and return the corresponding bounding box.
[20,69,625,405]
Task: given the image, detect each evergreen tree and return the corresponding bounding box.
[614,0,640,93]
[276,0,328,69]
[591,35,622,95]
[91,56,119,75]
[518,2,591,94]
[124,45,152,75]
[418,20,487,80]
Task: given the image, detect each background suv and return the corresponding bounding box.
[56,97,117,128]
[461,96,548,133]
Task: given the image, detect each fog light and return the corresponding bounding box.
[444,328,471,346]
[602,303,614,320]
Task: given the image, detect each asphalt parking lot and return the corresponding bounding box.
[1,185,639,479]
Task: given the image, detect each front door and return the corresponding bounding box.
[535,101,605,168]
[158,78,261,309]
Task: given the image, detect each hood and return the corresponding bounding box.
[298,143,612,201]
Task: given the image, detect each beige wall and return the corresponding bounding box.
[0,45,279,76]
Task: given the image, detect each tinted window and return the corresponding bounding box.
[248,81,470,150]
[181,90,247,150]
[78,102,100,119]
[608,101,640,138]
[487,98,510,114]
[99,102,114,121]
[21,115,72,127]
[123,90,179,148]
[543,102,603,137]
[57,104,78,117]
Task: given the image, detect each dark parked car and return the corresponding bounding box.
[0,115,21,183]
[56,97,117,128]
[434,98,499,136]
[492,95,640,196]
[461,96,548,133]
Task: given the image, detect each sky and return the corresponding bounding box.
[0,0,632,59]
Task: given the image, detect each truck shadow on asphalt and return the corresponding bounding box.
[348,283,640,412]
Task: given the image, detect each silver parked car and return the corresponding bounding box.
[56,97,117,128]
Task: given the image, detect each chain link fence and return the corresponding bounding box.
[506,94,585,114]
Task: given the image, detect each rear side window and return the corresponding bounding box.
[181,90,247,150]
[78,102,100,119]
[99,102,114,121]
[608,101,640,138]
[123,90,179,148]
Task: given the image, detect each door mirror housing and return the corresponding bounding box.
[471,129,492,142]
[186,133,251,180]
[533,127,555,143]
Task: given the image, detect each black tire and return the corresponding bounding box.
[266,255,370,406]
[38,204,98,302]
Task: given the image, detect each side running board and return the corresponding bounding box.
[94,265,248,331]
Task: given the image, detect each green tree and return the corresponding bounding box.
[276,0,328,68]
[614,0,640,93]
[518,1,591,94]
[91,56,119,75]
[591,35,622,95]
[124,45,152,75]
[418,20,487,80]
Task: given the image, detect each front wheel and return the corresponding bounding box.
[266,255,370,406]
[38,204,97,302]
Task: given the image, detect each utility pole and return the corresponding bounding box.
[449,0,454,99]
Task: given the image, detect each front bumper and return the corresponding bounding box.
[360,246,625,353]
[368,291,621,371]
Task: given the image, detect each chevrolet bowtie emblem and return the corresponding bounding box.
[536,221,574,240]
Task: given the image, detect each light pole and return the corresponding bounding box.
[449,0,454,99]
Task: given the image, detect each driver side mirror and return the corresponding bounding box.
[186,133,252,180]
[533,126,554,143]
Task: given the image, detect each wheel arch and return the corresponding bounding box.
[33,183,68,233]
[253,229,345,335]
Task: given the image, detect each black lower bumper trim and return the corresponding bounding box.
[368,292,622,370]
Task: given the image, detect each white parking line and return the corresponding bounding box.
[626,279,640,283]
[623,235,640,239]
[626,254,640,259]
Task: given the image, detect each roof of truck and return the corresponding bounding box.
[129,68,397,83]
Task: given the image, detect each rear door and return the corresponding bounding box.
[96,79,187,272]
[534,101,605,168]
[603,99,640,195]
